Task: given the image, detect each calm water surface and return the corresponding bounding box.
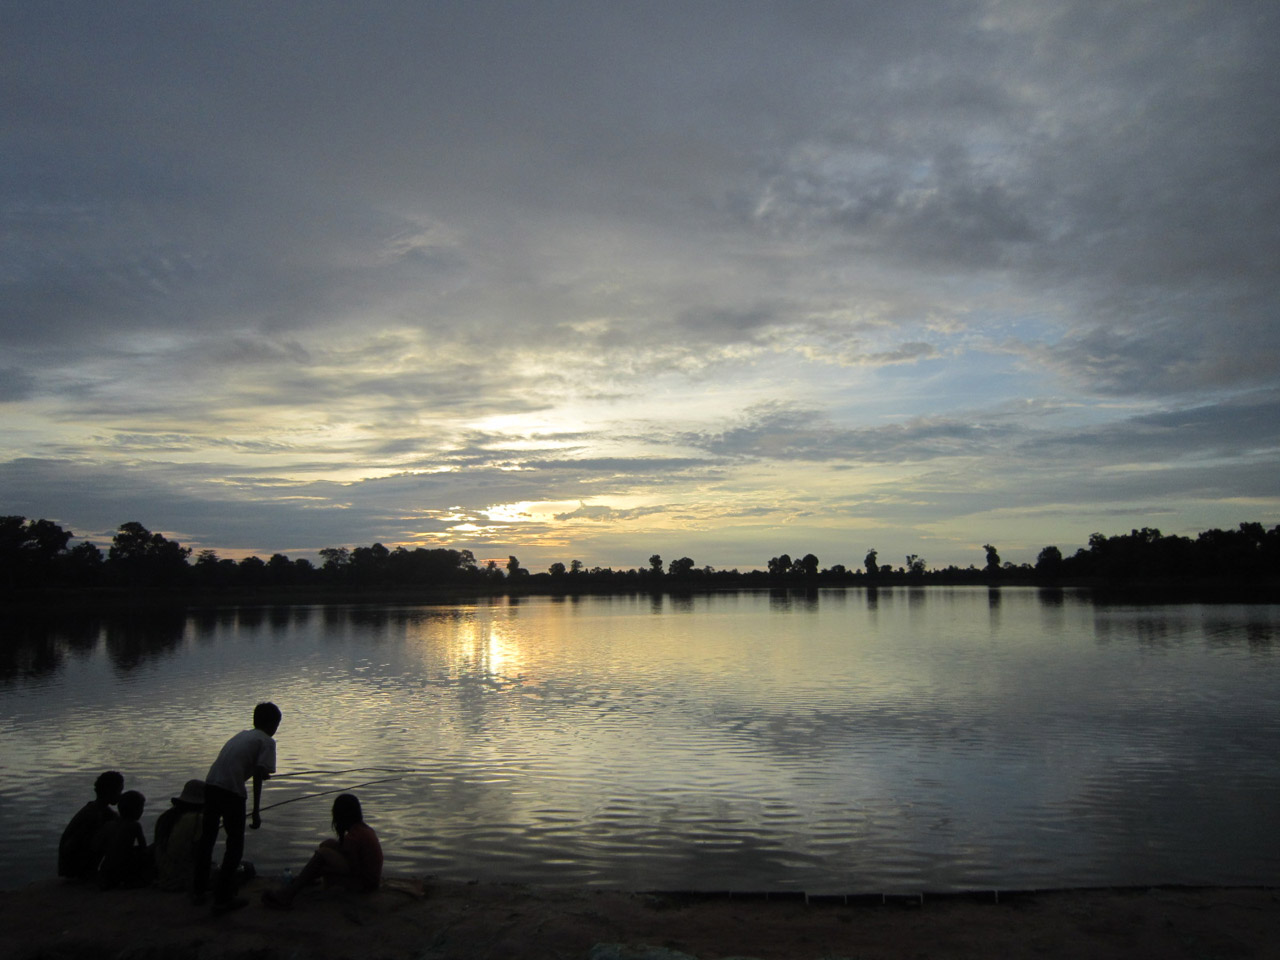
[3,588,1279,893]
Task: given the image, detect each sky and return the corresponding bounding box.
[3,1,1278,573]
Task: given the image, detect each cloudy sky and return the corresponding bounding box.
[3,1,1278,572]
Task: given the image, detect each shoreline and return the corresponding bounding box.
[5,876,1277,960]
[6,575,1280,612]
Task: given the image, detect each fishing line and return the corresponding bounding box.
[258,776,404,813]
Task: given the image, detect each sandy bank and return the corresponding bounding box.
[4,877,1277,960]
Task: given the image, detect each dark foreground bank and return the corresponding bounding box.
[4,876,1278,960]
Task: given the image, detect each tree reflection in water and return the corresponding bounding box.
[1,611,99,682]
[103,609,187,673]
[1,609,192,680]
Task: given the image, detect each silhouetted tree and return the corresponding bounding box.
[0,516,75,588]
[193,549,230,588]
[1035,545,1063,578]
[1060,527,1205,580]
[863,549,879,578]
[668,556,696,577]
[108,521,191,588]
[319,547,350,574]
[238,555,267,586]
[768,554,792,577]
[983,544,1001,577]
[58,540,103,586]
[348,543,391,584]
[1197,523,1271,578]
[13,513,1276,597]
[266,553,295,586]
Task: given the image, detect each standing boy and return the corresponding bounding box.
[193,702,281,913]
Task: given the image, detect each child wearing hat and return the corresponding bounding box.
[154,780,207,892]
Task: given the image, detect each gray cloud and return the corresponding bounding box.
[0,368,37,402]
[553,503,667,523]
[686,403,1023,464]
[1022,390,1280,462]
[2,1,1277,566]
[6,2,1275,382]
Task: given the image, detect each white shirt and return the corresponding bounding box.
[204,728,277,798]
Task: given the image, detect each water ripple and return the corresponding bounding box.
[3,592,1279,892]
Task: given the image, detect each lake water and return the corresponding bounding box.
[3,587,1279,894]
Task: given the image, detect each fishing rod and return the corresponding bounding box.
[258,776,404,813]
[270,767,413,780]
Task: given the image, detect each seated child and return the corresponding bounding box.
[261,793,382,909]
[153,779,206,892]
[98,790,152,889]
[58,770,124,879]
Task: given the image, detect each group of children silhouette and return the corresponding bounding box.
[56,702,383,914]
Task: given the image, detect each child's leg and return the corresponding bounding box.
[264,840,351,906]
[298,840,351,884]
[192,803,222,900]
[122,846,154,888]
[213,798,247,905]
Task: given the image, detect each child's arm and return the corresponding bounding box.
[250,765,270,829]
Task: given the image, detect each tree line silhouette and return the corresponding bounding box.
[2,515,1278,597]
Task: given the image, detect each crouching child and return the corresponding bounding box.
[98,790,152,889]
[261,793,382,909]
